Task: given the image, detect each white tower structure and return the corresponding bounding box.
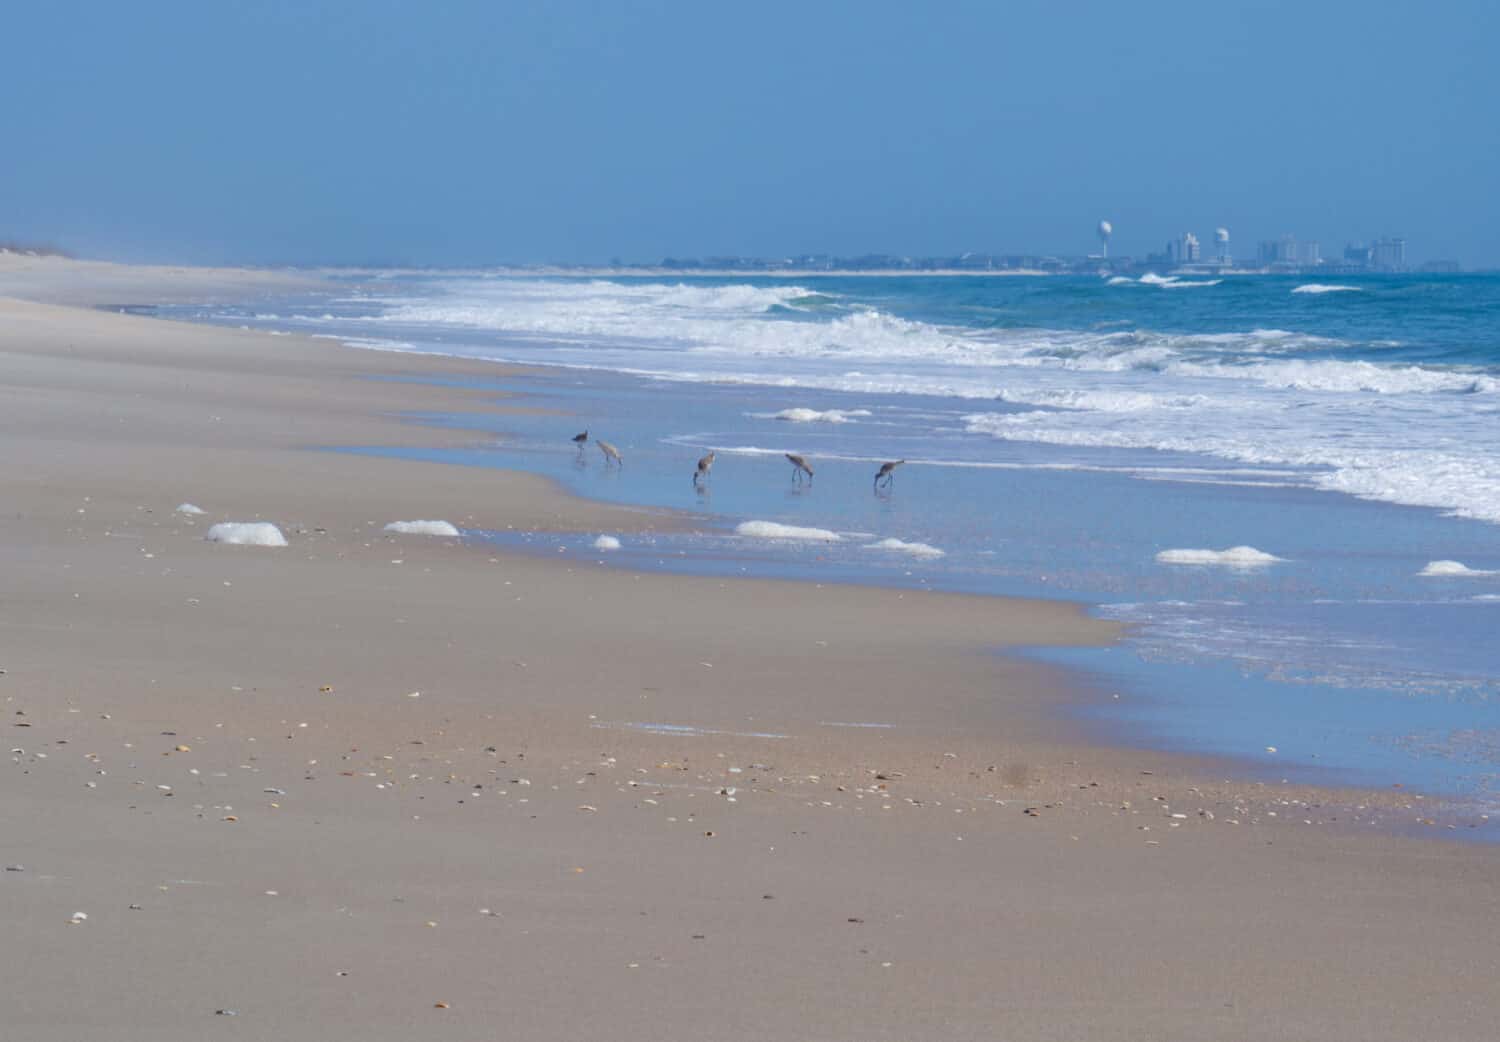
[1215,227,1231,265]
[1097,220,1112,258]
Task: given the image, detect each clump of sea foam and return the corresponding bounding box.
[736,521,841,542]
[863,538,945,558]
[1155,546,1282,568]
[593,535,621,550]
[384,520,461,537]
[1418,560,1497,578]
[176,503,207,516]
[206,522,288,547]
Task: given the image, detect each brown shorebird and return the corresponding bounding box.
[693,451,716,487]
[572,429,589,448]
[785,453,814,484]
[597,440,623,467]
[874,459,905,490]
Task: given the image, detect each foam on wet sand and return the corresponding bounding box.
[384,520,462,537]
[863,537,946,558]
[1419,559,1497,577]
[1155,545,1283,567]
[735,520,842,541]
[205,521,288,547]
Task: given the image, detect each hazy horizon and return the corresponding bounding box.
[5,1,1496,268]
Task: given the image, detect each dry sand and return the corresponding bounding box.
[3,258,1499,1041]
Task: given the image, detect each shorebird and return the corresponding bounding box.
[874,459,905,490]
[597,440,623,467]
[572,429,589,448]
[594,437,624,467]
[785,453,814,485]
[693,451,716,487]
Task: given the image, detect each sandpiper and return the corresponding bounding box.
[874,459,905,490]
[694,451,716,487]
[785,453,814,484]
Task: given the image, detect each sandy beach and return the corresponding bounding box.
[4,255,1499,1041]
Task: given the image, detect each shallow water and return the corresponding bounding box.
[161,271,1500,812]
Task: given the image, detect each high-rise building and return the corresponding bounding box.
[1371,237,1406,271]
[1257,235,1302,266]
[1168,232,1200,264]
[1300,241,1321,266]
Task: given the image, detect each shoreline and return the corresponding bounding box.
[5,259,1500,1040]
[0,264,1480,822]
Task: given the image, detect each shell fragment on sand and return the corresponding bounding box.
[205,522,288,547]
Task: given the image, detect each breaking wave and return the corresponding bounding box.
[755,407,873,423]
[1294,283,1361,294]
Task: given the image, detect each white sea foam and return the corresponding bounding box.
[1138,273,1177,285]
[1159,278,1222,288]
[1155,546,1283,568]
[996,388,1210,412]
[758,407,873,423]
[384,520,461,537]
[1293,283,1361,294]
[175,503,206,515]
[863,538,946,558]
[735,521,841,542]
[593,535,622,550]
[591,720,791,739]
[205,522,287,547]
[1418,560,1497,577]
[1106,275,1135,285]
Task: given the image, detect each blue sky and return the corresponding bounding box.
[5,1,1496,266]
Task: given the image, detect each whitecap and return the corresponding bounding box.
[759,407,873,424]
[1293,283,1361,294]
[205,522,287,548]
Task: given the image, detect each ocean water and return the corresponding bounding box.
[162,271,1500,813]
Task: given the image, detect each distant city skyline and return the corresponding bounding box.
[3,2,1496,268]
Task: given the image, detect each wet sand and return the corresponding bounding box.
[3,257,1499,1041]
